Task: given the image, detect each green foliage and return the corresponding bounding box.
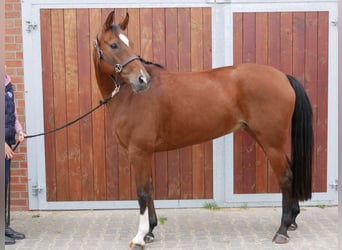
[158,216,168,225]
[203,201,220,210]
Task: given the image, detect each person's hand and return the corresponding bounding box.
[5,143,14,159]
[18,131,26,142]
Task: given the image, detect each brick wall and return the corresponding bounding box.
[5,0,28,211]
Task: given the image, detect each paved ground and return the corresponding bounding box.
[5,206,337,250]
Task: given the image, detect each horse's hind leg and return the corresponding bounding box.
[265,149,296,244]
[288,200,300,231]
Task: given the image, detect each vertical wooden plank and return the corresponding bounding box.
[305,12,318,191]
[280,12,293,167]
[280,12,293,74]
[203,8,213,198]
[165,8,180,198]
[292,12,307,195]
[180,147,192,199]
[166,8,179,71]
[243,13,256,63]
[178,8,191,71]
[128,8,141,56]
[167,149,181,198]
[242,13,256,193]
[178,8,193,199]
[105,108,119,200]
[316,11,328,192]
[202,7,212,71]
[255,13,268,65]
[255,12,268,193]
[204,141,213,198]
[192,143,205,199]
[293,12,305,85]
[111,8,135,200]
[155,151,168,199]
[190,8,203,71]
[267,12,281,193]
[89,8,107,200]
[152,8,166,65]
[191,8,205,198]
[102,8,119,200]
[40,9,57,201]
[77,8,94,200]
[233,12,244,194]
[118,144,131,199]
[268,13,281,68]
[233,13,243,65]
[150,8,168,199]
[64,9,82,201]
[51,9,69,201]
[140,8,153,60]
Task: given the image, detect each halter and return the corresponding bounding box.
[94,35,140,87]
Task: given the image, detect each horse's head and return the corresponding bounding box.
[94,11,150,93]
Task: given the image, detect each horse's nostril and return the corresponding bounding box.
[139,75,144,84]
[139,75,148,84]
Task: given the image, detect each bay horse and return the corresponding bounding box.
[93,11,313,249]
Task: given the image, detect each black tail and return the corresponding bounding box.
[287,75,313,201]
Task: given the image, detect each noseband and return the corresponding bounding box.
[94,35,140,87]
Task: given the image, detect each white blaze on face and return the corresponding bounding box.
[131,209,149,245]
[119,33,129,47]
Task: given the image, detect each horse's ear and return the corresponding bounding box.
[119,13,129,30]
[104,10,115,30]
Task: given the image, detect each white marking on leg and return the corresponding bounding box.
[132,209,149,245]
[119,33,129,47]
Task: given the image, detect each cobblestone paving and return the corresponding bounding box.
[5,206,337,250]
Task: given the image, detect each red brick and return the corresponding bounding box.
[13,3,21,11]
[5,36,15,43]
[11,168,27,176]
[20,192,28,199]
[10,199,27,207]
[5,51,15,59]
[5,11,21,18]
[10,184,27,192]
[15,51,23,58]
[5,3,13,11]
[5,43,21,51]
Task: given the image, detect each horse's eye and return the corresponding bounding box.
[110,43,119,49]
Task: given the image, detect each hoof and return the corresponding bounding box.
[129,242,144,250]
[144,232,155,243]
[288,222,298,231]
[272,233,290,244]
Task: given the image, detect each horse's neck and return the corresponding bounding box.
[144,64,165,77]
[96,73,116,97]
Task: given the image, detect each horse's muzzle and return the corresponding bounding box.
[132,70,150,93]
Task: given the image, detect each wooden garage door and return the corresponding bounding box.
[233,12,328,194]
[40,8,213,202]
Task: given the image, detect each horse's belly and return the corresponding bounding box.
[156,115,243,151]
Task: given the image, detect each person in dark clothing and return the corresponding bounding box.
[4,69,26,245]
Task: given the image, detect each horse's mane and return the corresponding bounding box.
[139,57,164,69]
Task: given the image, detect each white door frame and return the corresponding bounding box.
[21,0,338,210]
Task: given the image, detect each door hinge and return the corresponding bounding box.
[331,19,338,26]
[25,21,38,33]
[31,184,44,196]
[328,179,338,191]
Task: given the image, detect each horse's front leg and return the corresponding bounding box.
[129,151,155,250]
[144,177,158,243]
